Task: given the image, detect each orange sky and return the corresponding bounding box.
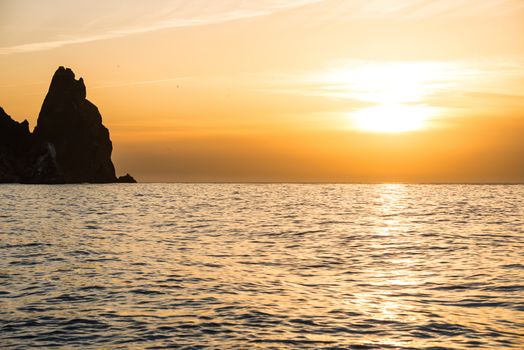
[1,0,523,182]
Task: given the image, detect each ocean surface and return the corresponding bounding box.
[0,184,523,349]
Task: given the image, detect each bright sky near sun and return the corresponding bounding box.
[1,0,523,182]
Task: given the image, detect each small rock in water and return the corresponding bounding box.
[117,174,137,183]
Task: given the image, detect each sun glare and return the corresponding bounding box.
[321,62,451,133]
[352,104,437,133]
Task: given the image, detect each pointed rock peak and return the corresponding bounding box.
[48,66,86,99]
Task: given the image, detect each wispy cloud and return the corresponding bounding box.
[0,0,322,55]
[314,0,524,20]
[256,57,524,109]
[1,0,521,56]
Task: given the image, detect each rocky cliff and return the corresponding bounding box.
[0,67,135,184]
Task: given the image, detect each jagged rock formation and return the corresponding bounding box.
[0,67,135,184]
[34,67,117,183]
[0,107,62,183]
[0,107,31,183]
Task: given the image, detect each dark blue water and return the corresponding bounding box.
[1,184,523,349]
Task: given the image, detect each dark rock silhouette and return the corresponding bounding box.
[34,67,117,183]
[0,107,62,183]
[117,173,137,183]
[0,67,135,184]
[0,107,32,183]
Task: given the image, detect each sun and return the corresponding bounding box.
[321,61,449,133]
[352,104,437,133]
[346,62,446,133]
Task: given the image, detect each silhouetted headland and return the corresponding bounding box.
[0,66,135,184]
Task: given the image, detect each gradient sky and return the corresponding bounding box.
[1,0,523,182]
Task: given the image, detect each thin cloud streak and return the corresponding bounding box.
[311,0,524,21]
[0,0,323,56]
[333,0,524,20]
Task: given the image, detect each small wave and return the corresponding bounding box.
[501,263,524,269]
[484,285,524,292]
[1,242,50,249]
[129,289,166,295]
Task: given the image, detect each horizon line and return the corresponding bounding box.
[2,182,522,185]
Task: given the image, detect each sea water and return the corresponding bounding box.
[1,184,523,349]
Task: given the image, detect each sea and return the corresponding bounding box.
[0,184,523,349]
